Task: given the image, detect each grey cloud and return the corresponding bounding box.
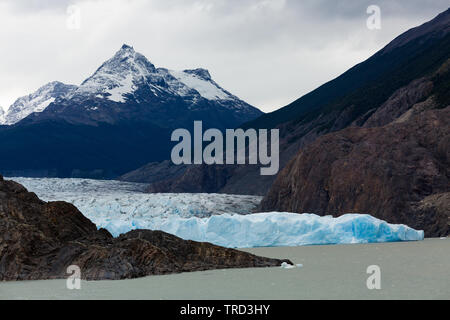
[3,0,93,13]
[287,0,449,19]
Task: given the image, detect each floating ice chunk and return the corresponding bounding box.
[281,262,296,269]
[281,262,303,269]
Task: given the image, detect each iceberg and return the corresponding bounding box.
[9,177,424,248]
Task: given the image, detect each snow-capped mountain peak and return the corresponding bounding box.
[0,81,77,125]
[74,44,237,104]
[96,44,157,77]
[76,44,157,103]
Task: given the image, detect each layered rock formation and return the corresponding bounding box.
[0,175,289,281]
[260,106,450,237]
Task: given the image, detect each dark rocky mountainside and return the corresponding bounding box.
[0,175,289,281]
[130,9,450,196]
[119,160,187,184]
[260,105,450,237]
[146,164,235,193]
[244,9,450,131]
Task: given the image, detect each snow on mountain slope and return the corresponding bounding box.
[168,69,233,101]
[0,107,4,124]
[75,44,156,102]
[10,177,424,248]
[1,81,77,125]
[73,44,242,106]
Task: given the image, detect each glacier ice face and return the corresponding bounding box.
[121,213,423,248]
[9,178,424,248]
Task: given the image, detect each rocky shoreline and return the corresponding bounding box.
[0,175,290,281]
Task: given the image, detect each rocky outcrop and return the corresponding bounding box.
[0,176,290,281]
[260,106,450,237]
[362,77,434,128]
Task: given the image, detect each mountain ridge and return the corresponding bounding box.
[2,44,261,127]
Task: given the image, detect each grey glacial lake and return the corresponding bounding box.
[1,238,449,300]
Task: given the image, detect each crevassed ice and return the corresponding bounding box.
[10,178,424,248]
[10,177,261,219]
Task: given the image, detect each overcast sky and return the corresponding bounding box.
[0,0,448,113]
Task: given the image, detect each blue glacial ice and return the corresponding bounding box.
[99,212,424,248]
[10,177,425,248]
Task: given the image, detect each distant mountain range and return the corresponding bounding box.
[0,45,262,177]
[1,45,261,128]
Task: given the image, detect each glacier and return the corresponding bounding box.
[9,177,424,248]
[10,177,262,219]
